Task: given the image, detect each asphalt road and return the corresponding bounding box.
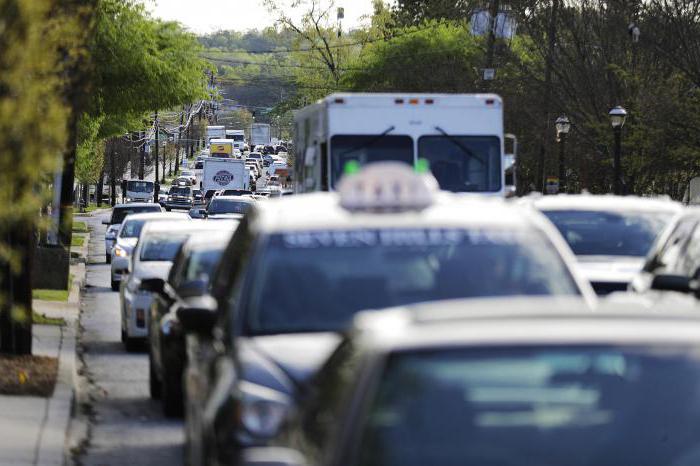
[75,214,184,466]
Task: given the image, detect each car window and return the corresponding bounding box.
[208,199,253,215]
[119,220,145,238]
[171,187,191,196]
[111,206,160,224]
[240,228,581,335]
[139,234,189,261]
[184,248,224,283]
[543,210,673,257]
[355,345,700,466]
[679,223,700,277]
[651,217,698,273]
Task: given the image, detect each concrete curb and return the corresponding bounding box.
[33,228,89,465]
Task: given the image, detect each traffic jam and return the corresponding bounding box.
[103,93,700,466]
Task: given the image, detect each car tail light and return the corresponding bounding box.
[136,309,145,328]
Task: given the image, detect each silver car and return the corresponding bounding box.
[102,203,162,264]
[109,212,190,291]
[119,220,238,350]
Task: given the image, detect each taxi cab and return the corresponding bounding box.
[177,162,595,466]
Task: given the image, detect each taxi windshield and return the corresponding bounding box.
[357,345,700,466]
[241,229,580,335]
[330,135,414,187]
[543,210,673,257]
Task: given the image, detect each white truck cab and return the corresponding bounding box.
[294,93,516,196]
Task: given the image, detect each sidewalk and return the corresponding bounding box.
[0,227,88,465]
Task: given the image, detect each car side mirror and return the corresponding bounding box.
[140,277,165,294]
[102,219,110,225]
[176,279,208,299]
[176,296,218,335]
[650,274,694,294]
[242,448,308,466]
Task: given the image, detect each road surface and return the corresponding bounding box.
[74,215,184,466]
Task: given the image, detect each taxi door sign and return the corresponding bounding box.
[545,177,559,194]
[210,143,232,156]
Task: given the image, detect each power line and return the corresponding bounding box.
[201,23,442,56]
[204,56,363,71]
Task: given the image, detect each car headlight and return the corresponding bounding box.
[168,196,173,201]
[239,381,290,439]
[125,197,132,202]
[113,245,129,257]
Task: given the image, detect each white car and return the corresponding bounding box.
[102,203,162,264]
[523,194,682,295]
[119,220,238,350]
[109,212,189,291]
[180,170,197,185]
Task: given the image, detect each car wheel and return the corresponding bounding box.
[149,352,161,400]
[106,254,111,264]
[161,370,184,418]
[165,207,171,212]
[111,279,119,292]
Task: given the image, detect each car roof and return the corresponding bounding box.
[184,231,234,251]
[523,193,682,213]
[122,212,189,222]
[250,192,557,233]
[141,219,234,235]
[212,196,255,203]
[351,296,700,353]
[114,202,159,209]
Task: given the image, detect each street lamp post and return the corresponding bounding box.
[609,106,628,195]
[555,115,571,193]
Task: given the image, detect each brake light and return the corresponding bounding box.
[486,99,495,105]
[425,98,434,104]
[334,98,345,104]
[409,98,419,105]
[395,98,404,104]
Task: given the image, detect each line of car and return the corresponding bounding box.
[101,162,700,466]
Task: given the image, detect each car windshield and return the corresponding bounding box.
[543,210,673,257]
[185,248,224,282]
[140,234,189,261]
[208,199,253,215]
[171,187,191,196]
[111,206,160,224]
[356,345,700,466]
[249,153,262,159]
[119,220,146,238]
[418,136,501,192]
[330,135,414,187]
[126,181,153,193]
[241,229,580,335]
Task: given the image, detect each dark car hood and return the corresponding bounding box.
[239,332,342,395]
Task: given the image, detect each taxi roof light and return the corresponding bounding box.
[337,162,438,212]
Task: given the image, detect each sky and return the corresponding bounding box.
[147,0,377,34]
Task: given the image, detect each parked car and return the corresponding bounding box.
[524,194,681,295]
[102,203,162,264]
[109,212,189,291]
[246,298,700,466]
[178,163,594,466]
[146,231,235,417]
[119,220,236,350]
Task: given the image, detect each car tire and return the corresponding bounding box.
[111,279,119,292]
[149,352,161,400]
[106,254,111,264]
[161,370,184,418]
[165,207,171,212]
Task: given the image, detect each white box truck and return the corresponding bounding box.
[225,129,246,151]
[293,93,516,196]
[251,123,271,147]
[206,125,226,144]
[201,158,250,194]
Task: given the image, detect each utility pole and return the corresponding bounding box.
[175,107,184,176]
[110,144,116,206]
[154,111,159,185]
[139,130,145,180]
[536,0,559,192]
